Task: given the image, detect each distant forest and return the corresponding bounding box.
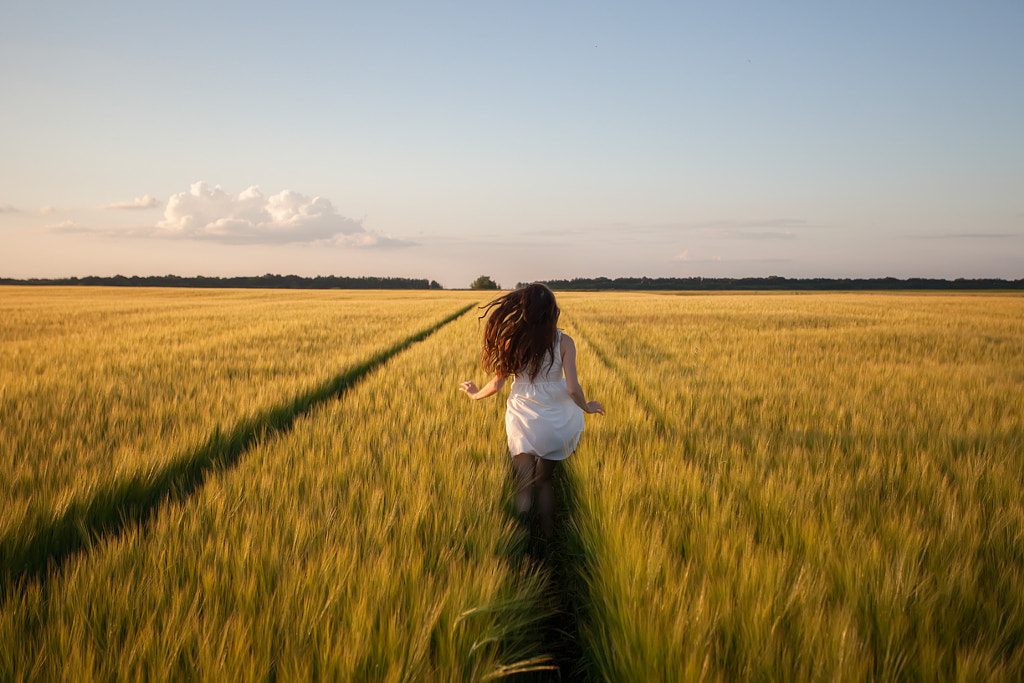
[0,274,442,290]
[2,274,1022,291]
[530,276,1024,291]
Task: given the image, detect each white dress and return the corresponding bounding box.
[505,330,585,461]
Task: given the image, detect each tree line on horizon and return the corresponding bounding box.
[1,273,1022,291]
[0,274,443,290]
[523,276,1024,291]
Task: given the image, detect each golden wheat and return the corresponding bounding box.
[0,287,471,544]
[561,292,1024,680]
[2,288,1022,680]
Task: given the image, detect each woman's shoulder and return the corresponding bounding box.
[558,330,575,350]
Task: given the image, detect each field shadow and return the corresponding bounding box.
[0,303,475,602]
[500,460,596,682]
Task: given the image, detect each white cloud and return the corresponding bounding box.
[27,182,414,248]
[325,232,417,249]
[101,195,161,210]
[154,181,370,245]
[688,219,801,240]
[712,229,796,240]
[673,250,722,262]
[0,203,19,213]
[909,232,1018,240]
[44,220,89,233]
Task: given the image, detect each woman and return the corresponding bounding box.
[459,283,604,542]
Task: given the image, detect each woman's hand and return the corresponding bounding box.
[460,376,504,400]
[586,401,605,415]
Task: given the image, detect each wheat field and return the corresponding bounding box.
[1,287,1022,680]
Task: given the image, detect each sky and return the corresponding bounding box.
[2,1,1022,288]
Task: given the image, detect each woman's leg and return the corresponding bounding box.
[534,458,559,540]
[511,453,536,518]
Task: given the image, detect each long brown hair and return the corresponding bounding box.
[479,283,560,381]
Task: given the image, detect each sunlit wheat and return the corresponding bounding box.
[2,289,1021,680]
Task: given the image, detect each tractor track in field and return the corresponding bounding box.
[525,319,677,680]
[531,465,594,682]
[509,320,649,682]
[564,320,669,434]
[0,303,476,602]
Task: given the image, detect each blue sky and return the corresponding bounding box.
[2,1,1021,288]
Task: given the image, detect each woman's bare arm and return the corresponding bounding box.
[561,334,605,415]
[459,375,506,400]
